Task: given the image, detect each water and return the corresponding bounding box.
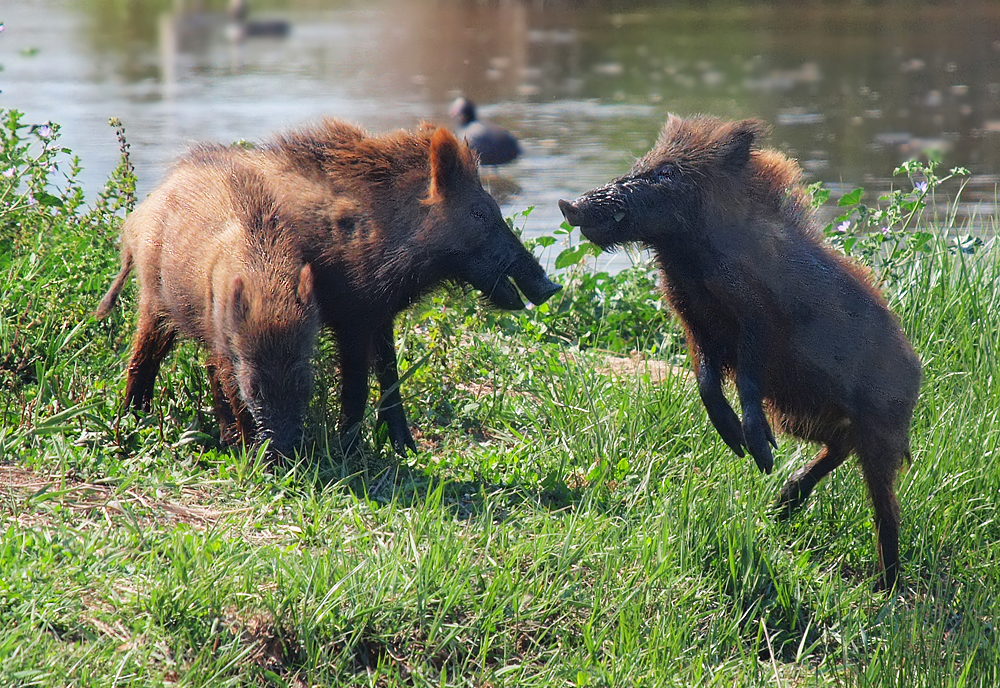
[3,0,999,271]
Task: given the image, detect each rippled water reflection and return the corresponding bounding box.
[3,0,998,269]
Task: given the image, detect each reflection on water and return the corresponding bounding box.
[3,0,999,268]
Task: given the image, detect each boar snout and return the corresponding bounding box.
[526,274,562,305]
[558,191,628,248]
[250,386,310,461]
[558,198,583,227]
[256,426,302,463]
[499,230,562,306]
[510,262,561,306]
[464,235,562,310]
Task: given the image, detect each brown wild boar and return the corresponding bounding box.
[178,121,561,456]
[559,114,921,591]
[96,160,320,460]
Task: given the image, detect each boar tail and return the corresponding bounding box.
[95,249,134,319]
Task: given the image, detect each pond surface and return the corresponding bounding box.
[3,0,999,269]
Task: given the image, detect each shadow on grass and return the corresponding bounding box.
[285,442,592,523]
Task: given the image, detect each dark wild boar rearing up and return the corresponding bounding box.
[559,114,921,591]
[97,160,320,460]
[237,121,561,456]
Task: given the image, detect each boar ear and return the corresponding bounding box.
[660,113,684,137]
[296,263,314,304]
[230,275,249,326]
[654,113,685,149]
[720,119,767,173]
[429,127,469,197]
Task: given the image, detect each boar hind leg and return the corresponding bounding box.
[775,434,851,519]
[373,324,417,457]
[123,312,176,413]
[856,427,907,592]
[695,348,746,459]
[207,355,255,447]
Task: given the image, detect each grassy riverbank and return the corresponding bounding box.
[2,111,998,686]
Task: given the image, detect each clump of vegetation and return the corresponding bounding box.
[2,108,999,686]
[812,154,976,285]
[513,208,677,355]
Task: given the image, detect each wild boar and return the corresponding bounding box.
[187,121,561,456]
[558,114,921,591]
[96,159,320,460]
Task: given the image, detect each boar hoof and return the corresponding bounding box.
[744,431,774,474]
[387,422,417,457]
[393,435,417,457]
[742,414,775,474]
[750,447,774,474]
[339,427,363,458]
[774,480,812,520]
[873,565,901,594]
[707,413,746,459]
[747,443,774,474]
[377,409,417,457]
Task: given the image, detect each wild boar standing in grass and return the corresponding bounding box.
[208,121,560,457]
[558,114,921,591]
[96,161,320,461]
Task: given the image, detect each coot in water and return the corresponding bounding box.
[227,0,290,40]
[449,97,521,166]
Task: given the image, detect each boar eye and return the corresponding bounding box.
[656,165,675,183]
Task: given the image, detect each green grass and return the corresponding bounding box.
[2,114,1000,686]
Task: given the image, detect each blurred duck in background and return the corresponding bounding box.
[227,0,291,40]
[449,97,521,167]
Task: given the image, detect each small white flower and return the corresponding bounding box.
[836,220,851,234]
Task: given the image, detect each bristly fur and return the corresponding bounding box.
[246,122,481,311]
[269,119,478,200]
[560,113,921,592]
[97,152,319,460]
[638,114,814,234]
[120,118,557,459]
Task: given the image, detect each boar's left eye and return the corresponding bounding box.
[656,165,675,183]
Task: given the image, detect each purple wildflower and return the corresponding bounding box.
[836,220,850,234]
[915,181,928,194]
[1,168,14,179]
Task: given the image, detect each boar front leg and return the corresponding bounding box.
[694,346,746,459]
[337,329,371,457]
[373,323,417,457]
[206,354,256,448]
[735,326,777,474]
